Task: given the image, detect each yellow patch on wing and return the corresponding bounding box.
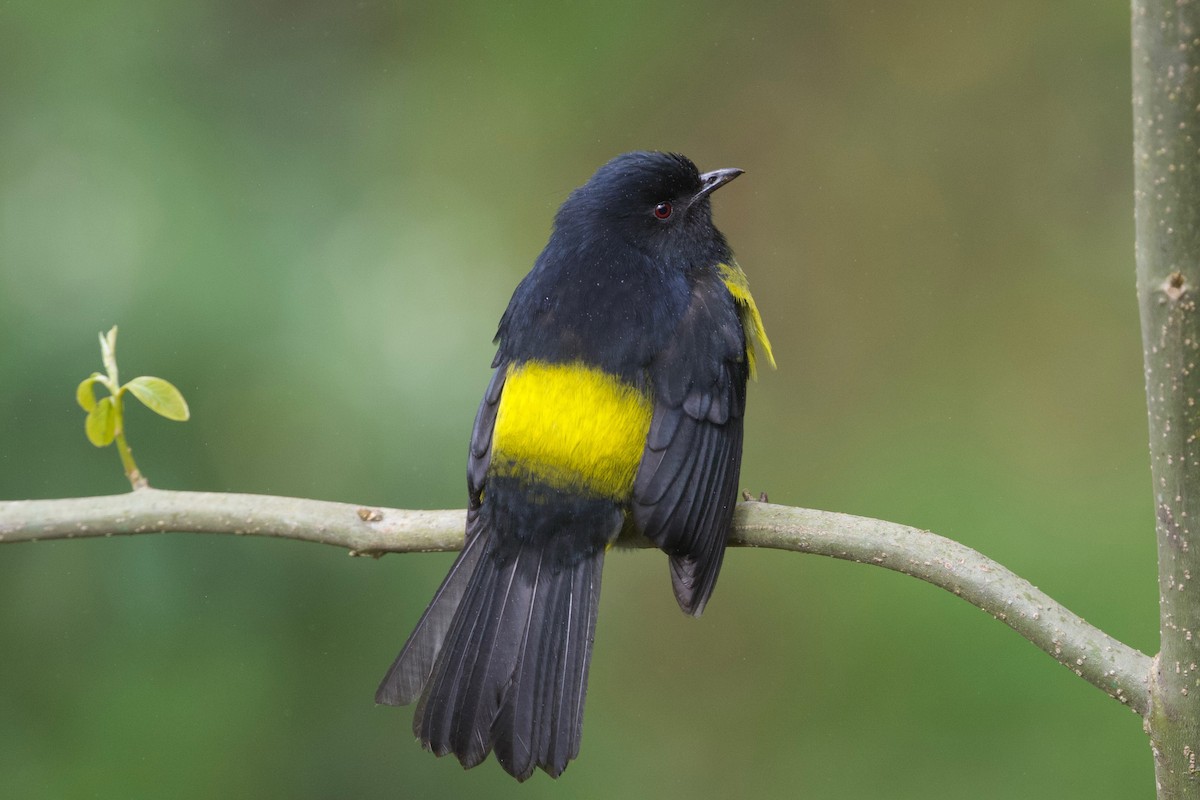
[718,262,776,377]
[491,360,653,500]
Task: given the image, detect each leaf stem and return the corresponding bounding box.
[112,398,147,489]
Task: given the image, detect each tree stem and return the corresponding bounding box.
[1133,0,1200,795]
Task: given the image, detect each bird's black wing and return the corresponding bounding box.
[467,366,506,510]
[374,367,506,706]
[632,275,749,616]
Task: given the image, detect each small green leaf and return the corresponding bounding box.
[85,396,116,447]
[76,373,104,412]
[125,376,190,421]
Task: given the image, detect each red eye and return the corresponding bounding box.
[654,201,672,220]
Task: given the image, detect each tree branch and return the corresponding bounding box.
[0,488,1151,715]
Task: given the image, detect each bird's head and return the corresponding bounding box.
[553,151,742,264]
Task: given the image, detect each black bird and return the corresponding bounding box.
[376,151,774,780]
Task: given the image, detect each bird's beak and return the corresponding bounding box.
[695,167,745,200]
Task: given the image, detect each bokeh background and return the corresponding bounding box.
[0,1,1151,797]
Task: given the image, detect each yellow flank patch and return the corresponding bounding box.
[718,262,776,377]
[491,360,653,500]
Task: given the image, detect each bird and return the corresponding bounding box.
[375,151,774,781]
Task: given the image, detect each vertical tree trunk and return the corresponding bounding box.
[1133,2,1200,795]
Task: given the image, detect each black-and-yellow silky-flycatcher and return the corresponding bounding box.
[376,151,774,781]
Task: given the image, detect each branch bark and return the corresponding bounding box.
[1134,1,1200,794]
[0,489,1151,716]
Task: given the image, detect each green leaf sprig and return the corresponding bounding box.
[76,326,190,489]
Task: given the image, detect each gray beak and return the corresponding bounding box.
[696,167,745,200]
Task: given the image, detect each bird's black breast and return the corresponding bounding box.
[494,237,691,383]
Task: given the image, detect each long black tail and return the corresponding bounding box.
[376,503,610,780]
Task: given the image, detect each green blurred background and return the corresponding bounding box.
[0,1,1152,797]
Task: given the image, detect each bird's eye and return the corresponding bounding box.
[653,201,673,220]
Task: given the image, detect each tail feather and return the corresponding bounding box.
[375,516,488,706]
[492,553,603,779]
[551,558,603,770]
[379,483,618,780]
[416,556,499,763]
[415,543,604,780]
[396,544,606,779]
[490,557,560,779]
[443,546,536,766]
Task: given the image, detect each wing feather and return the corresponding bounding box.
[633,276,750,616]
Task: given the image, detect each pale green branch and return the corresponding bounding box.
[0,489,1151,716]
[1134,0,1200,794]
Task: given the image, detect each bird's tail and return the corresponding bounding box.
[374,511,489,708]
[376,498,613,780]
